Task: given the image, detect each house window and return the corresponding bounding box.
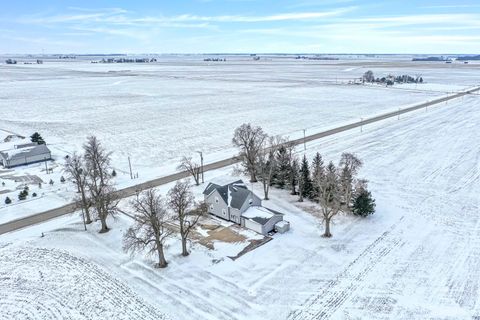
[222,209,226,216]
[215,197,219,203]
[249,198,253,205]
[210,204,214,211]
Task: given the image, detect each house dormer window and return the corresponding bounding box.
[215,197,219,203]
[249,198,253,204]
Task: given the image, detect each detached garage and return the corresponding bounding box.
[0,143,51,168]
[241,206,284,236]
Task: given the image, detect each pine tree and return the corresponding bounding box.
[60,176,66,183]
[299,155,313,199]
[112,169,117,177]
[32,192,37,197]
[18,191,27,201]
[311,152,325,201]
[289,157,299,195]
[5,197,11,204]
[352,189,376,217]
[30,132,46,145]
[49,179,54,186]
[274,145,290,188]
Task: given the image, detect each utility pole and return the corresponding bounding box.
[196,151,204,183]
[360,118,363,132]
[128,156,133,179]
[44,158,48,174]
[398,108,401,120]
[303,129,306,151]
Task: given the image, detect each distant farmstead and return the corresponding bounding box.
[203,179,289,235]
[0,143,52,168]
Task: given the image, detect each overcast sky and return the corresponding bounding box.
[2,0,480,54]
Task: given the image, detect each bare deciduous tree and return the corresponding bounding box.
[257,149,276,200]
[64,152,92,225]
[177,156,201,186]
[168,180,206,256]
[123,189,173,268]
[83,136,118,233]
[256,136,284,200]
[316,161,342,237]
[232,123,268,182]
[339,153,363,211]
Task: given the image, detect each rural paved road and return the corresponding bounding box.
[1,87,479,235]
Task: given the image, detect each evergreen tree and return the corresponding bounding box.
[49,179,54,186]
[311,152,325,200]
[32,192,37,197]
[289,157,299,195]
[5,197,11,204]
[352,189,376,217]
[60,176,66,183]
[30,132,46,145]
[112,169,117,177]
[299,155,313,199]
[274,145,290,188]
[18,190,27,201]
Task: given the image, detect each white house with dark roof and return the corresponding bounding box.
[203,179,288,235]
[0,143,51,168]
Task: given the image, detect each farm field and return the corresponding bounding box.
[1,88,479,319]
[1,57,479,223]
[1,58,477,179]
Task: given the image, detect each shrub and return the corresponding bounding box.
[352,190,376,217]
[18,191,27,201]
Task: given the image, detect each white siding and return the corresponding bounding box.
[243,218,263,234]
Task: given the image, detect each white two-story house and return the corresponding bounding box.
[203,179,289,235]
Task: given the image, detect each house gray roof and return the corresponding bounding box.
[1,144,51,161]
[203,179,253,210]
[242,206,283,225]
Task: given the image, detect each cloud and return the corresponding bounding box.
[18,7,355,26]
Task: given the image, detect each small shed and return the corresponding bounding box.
[275,220,290,233]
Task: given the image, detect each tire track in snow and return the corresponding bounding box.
[288,217,406,320]
[0,246,168,320]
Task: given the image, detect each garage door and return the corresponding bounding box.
[243,218,263,234]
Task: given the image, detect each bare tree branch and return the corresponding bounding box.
[123,189,174,268]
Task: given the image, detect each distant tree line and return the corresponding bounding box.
[362,70,423,86]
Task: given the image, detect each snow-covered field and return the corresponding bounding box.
[1,59,477,178]
[0,88,479,319]
[1,58,479,223]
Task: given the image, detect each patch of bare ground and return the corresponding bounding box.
[197,224,247,249]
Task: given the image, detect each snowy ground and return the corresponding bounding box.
[1,58,479,223]
[0,91,479,319]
